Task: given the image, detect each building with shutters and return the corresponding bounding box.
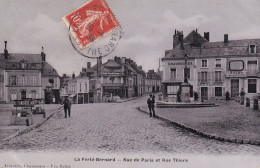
[162,29,260,101]
[0,41,60,103]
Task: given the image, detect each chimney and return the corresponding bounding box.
[173,30,183,48]
[4,41,8,59]
[62,74,67,78]
[121,57,126,64]
[224,34,228,43]
[204,32,209,41]
[72,73,75,78]
[82,68,87,72]
[87,62,91,69]
[41,47,46,61]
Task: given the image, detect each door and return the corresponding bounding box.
[231,79,239,97]
[78,93,84,104]
[201,87,208,100]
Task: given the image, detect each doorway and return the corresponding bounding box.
[231,79,239,97]
[201,87,208,100]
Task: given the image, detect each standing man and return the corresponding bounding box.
[147,94,155,117]
[63,96,72,118]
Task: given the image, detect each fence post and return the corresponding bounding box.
[246,97,250,107]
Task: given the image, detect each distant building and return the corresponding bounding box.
[82,56,160,102]
[145,70,162,94]
[162,29,260,101]
[67,72,89,104]
[0,41,60,103]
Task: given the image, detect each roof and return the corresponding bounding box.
[3,53,42,63]
[163,30,260,60]
[42,62,59,77]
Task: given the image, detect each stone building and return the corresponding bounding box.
[0,41,60,103]
[83,56,155,102]
[162,29,260,101]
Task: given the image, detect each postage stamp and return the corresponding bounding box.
[62,0,120,50]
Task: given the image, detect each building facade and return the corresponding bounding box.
[67,73,90,104]
[162,30,260,101]
[0,42,60,103]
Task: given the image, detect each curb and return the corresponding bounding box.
[0,106,63,145]
[137,107,260,146]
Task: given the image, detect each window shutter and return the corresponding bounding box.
[198,71,201,82]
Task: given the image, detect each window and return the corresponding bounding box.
[170,68,176,80]
[11,91,17,100]
[216,59,221,67]
[85,84,88,92]
[110,77,115,83]
[247,60,257,73]
[79,83,82,92]
[31,76,37,86]
[248,79,257,93]
[10,76,17,85]
[167,86,178,94]
[201,72,208,82]
[31,91,36,99]
[215,71,222,82]
[103,77,107,83]
[21,76,27,86]
[184,68,190,80]
[249,45,256,54]
[202,60,207,67]
[0,75,3,83]
[215,87,222,97]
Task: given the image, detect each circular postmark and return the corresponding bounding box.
[64,0,123,59]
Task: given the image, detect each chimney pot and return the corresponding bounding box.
[224,34,228,43]
[204,32,209,41]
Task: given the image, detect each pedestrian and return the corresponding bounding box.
[63,96,72,118]
[147,94,155,117]
[225,91,230,102]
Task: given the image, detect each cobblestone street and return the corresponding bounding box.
[1,96,260,154]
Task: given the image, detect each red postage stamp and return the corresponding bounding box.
[62,0,120,49]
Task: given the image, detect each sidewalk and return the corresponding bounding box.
[139,100,260,145]
[117,94,149,103]
[0,104,62,143]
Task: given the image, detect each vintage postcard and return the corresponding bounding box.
[0,0,260,168]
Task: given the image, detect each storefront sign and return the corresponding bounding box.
[226,71,246,78]
[168,62,192,66]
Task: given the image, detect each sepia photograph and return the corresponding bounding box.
[0,0,260,167]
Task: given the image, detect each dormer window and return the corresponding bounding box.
[249,44,256,54]
[20,60,27,69]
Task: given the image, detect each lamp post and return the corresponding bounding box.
[184,54,188,83]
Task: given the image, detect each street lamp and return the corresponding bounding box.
[184,54,188,83]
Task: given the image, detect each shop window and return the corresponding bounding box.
[248,79,257,93]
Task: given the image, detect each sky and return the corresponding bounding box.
[1,0,260,76]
